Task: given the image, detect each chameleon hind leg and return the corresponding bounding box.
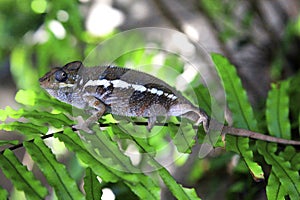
[169,104,209,132]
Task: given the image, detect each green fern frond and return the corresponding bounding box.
[266,80,291,139]
[24,138,84,200]
[263,79,300,199]
[212,53,264,180]
[109,123,200,199]
[257,141,300,199]
[84,126,144,174]
[2,52,299,199]
[157,167,200,200]
[0,121,48,136]
[212,54,258,130]
[0,186,8,200]
[131,136,201,200]
[83,127,161,200]
[0,149,48,199]
[192,84,212,114]
[15,90,72,113]
[0,106,73,128]
[169,121,196,153]
[14,90,38,106]
[280,146,300,171]
[0,140,19,147]
[55,128,119,182]
[265,172,286,200]
[110,123,157,154]
[84,167,102,200]
[55,128,160,200]
[157,162,201,200]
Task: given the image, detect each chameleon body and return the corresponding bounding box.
[39,61,209,131]
[39,61,300,145]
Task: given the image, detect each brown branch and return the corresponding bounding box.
[0,122,177,154]
[2,119,300,154]
[0,132,56,154]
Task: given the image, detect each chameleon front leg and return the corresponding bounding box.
[73,96,106,133]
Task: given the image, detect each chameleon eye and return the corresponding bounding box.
[55,70,68,82]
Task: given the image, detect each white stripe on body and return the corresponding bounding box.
[83,79,177,100]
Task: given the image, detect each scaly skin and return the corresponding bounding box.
[39,61,300,145]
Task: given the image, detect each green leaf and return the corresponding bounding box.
[24,138,84,200]
[266,172,286,200]
[148,126,169,150]
[266,80,291,139]
[84,167,102,200]
[55,128,160,200]
[23,111,74,128]
[15,90,72,113]
[84,127,142,174]
[0,150,48,200]
[212,54,258,130]
[212,53,264,180]
[0,140,19,146]
[15,89,37,106]
[164,54,184,74]
[182,187,201,200]
[279,146,300,171]
[36,92,73,113]
[84,127,161,199]
[125,181,160,200]
[158,167,201,200]
[131,136,200,200]
[257,141,300,199]
[110,122,156,154]
[0,107,26,121]
[0,107,73,128]
[54,128,119,182]
[189,80,211,115]
[0,106,16,121]
[0,121,48,136]
[0,186,8,200]
[169,121,196,153]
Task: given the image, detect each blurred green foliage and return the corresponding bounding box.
[0,0,87,89]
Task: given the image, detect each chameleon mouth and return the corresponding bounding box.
[43,88,57,97]
[38,77,46,82]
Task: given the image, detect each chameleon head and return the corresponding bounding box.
[39,61,83,103]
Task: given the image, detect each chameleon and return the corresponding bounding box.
[39,61,300,145]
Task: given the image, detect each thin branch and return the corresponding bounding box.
[0,122,178,154]
[1,132,56,154]
[2,119,300,154]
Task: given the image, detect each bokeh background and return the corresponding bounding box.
[0,0,300,199]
